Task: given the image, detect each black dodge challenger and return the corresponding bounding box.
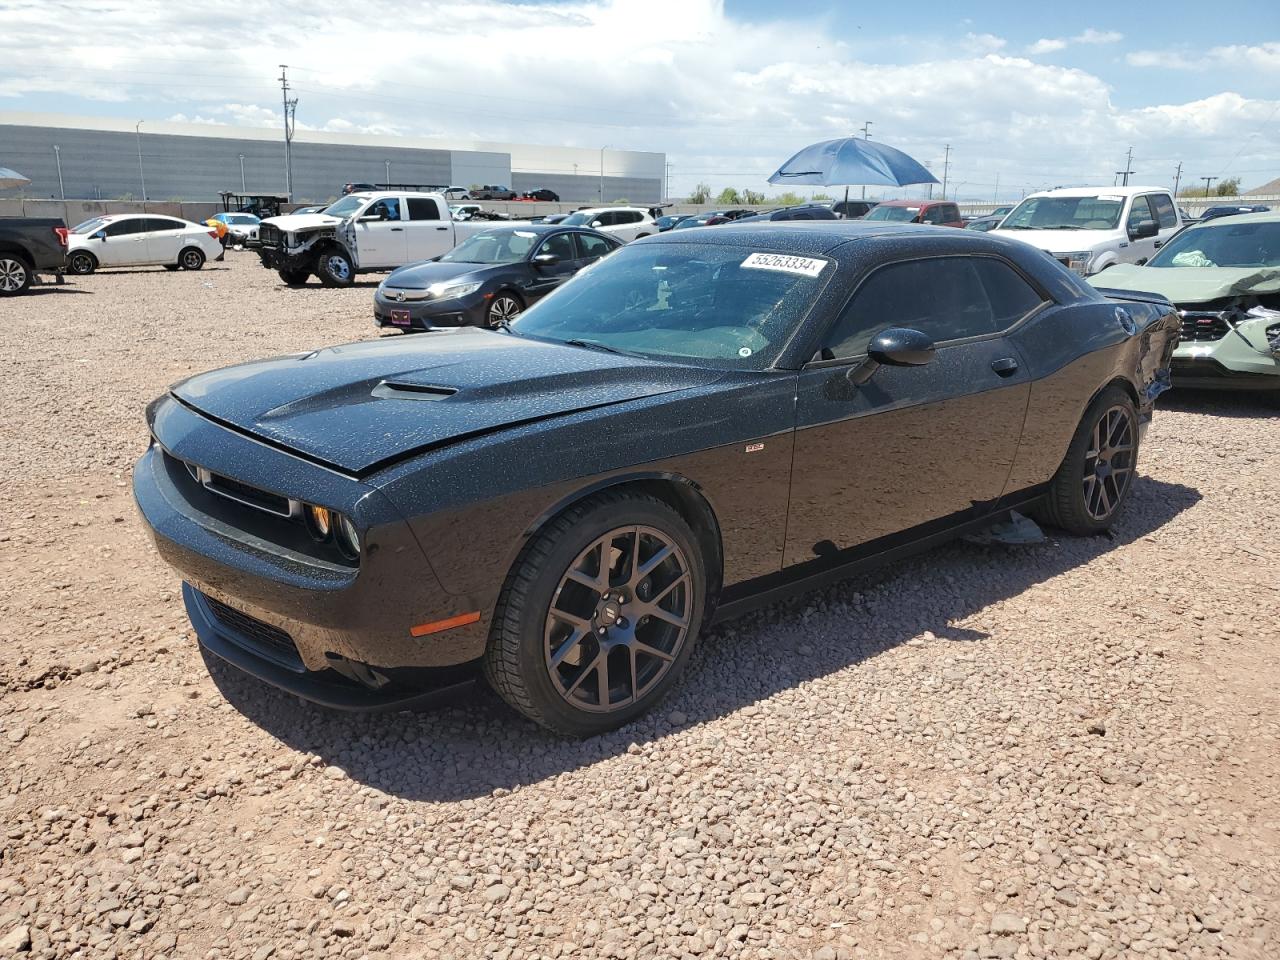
[134,223,1179,736]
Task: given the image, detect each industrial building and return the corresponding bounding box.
[0,111,665,205]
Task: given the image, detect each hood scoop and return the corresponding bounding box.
[372,380,457,401]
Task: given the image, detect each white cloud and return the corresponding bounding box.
[1029,28,1122,55]
[1128,41,1280,73]
[0,1,1274,200]
[1029,38,1068,54]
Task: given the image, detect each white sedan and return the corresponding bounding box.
[66,215,225,274]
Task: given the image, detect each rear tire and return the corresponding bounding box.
[67,251,97,275]
[483,492,706,737]
[277,268,311,287]
[316,248,354,287]
[179,247,205,270]
[1032,384,1139,535]
[0,255,32,296]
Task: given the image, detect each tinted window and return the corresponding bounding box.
[575,233,615,259]
[973,259,1045,326]
[1150,193,1177,229]
[822,257,1020,359]
[365,198,401,221]
[406,198,442,221]
[1127,196,1157,232]
[145,218,184,232]
[538,232,576,261]
[595,212,617,227]
[621,211,643,224]
[920,205,947,224]
[103,218,147,237]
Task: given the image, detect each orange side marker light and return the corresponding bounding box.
[410,611,482,637]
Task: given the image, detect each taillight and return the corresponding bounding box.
[54,227,69,248]
[207,229,219,239]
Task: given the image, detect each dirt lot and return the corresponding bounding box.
[1,254,1277,960]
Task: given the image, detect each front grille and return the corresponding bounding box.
[1179,312,1229,342]
[258,224,281,247]
[203,594,302,669]
[204,472,292,517]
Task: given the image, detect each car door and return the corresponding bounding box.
[524,231,579,301]
[99,217,151,266]
[1148,192,1180,254]
[574,231,618,271]
[353,197,406,268]
[404,197,454,261]
[1122,195,1159,265]
[144,217,185,264]
[783,253,1041,567]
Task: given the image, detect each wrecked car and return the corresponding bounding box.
[1092,211,1280,393]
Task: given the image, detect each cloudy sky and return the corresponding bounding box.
[3,0,1277,201]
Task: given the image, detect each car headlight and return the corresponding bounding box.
[426,281,482,300]
[1063,251,1093,275]
[304,504,334,541]
[335,514,361,559]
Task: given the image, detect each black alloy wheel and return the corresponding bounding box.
[1082,404,1136,522]
[67,251,96,275]
[485,293,522,328]
[484,492,706,736]
[180,247,206,270]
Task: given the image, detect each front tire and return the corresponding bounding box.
[484,492,707,737]
[277,268,310,286]
[316,248,354,287]
[67,251,97,275]
[484,291,523,327]
[179,247,205,270]
[0,255,31,296]
[1033,384,1139,535]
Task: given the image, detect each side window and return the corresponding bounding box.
[820,258,1002,360]
[624,211,643,224]
[1150,193,1177,229]
[146,218,183,232]
[972,259,1046,328]
[537,232,576,261]
[1127,196,1156,232]
[943,205,960,222]
[365,198,401,221]
[104,219,144,236]
[575,233,615,260]
[406,198,442,221]
[594,212,617,227]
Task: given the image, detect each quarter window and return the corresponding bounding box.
[820,257,1043,360]
[406,198,442,221]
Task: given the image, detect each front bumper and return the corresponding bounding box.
[373,290,487,330]
[257,244,314,273]
[133,397,492,706]
[1171,322,1280,391]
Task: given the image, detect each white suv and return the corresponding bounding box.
[990,186,1183,276]
[559,207,656,243]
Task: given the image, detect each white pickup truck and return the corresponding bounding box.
[256,191,518,287]
[989,185,1183,277]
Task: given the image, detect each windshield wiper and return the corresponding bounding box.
[494,320,521,336]
[563,338,639,357]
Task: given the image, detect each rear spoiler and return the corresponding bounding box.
[1092,286,1174,308]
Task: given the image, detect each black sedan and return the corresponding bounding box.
[523,189,560,202]
[373,224,621,330]
[134,223,1178,736]
[733,204,838,222]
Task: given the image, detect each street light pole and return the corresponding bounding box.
[384,159,391,184]
[599,146,609,203]
[135,121,148,202]
[52,145,65,200]
[239,154,246,192]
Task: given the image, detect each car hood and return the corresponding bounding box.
[989,227,1119,252]
[170,329,722,476]
[261,213,345,232]
[1091,264,1280,303]
[383,260,502,289]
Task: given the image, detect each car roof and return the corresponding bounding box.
[466,223,605,235]
[644,220,997,254]
[876,199,935,207]
[1185,210,1280,228]
[1027,185,1168,198]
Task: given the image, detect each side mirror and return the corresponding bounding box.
[847,327,936,385]
[590,220,603,228]
[93,231,107,240]
[531,253,559,266]
[1130,219,1158,240]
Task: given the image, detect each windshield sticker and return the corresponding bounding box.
[513,231,536,238]
[741,253,827,278]
[1097,195,1124,202]
[738,347,753,357]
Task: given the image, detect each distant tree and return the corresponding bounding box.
[810,192,833,201]
[716,187,741,205]
[775,191,806,206]
[1217,177,1241,197]
[469,183,482,192]
[741,188,766,205]
[688,182,712,204]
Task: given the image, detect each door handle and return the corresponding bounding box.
[991,357,1019,376]
[435,226,449,231]
[390,227,403,232]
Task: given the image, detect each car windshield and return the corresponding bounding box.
[72,217,109,234]
[441,230,539,264]
[321,196,366,218]
[1147,220,1280,269]
[560,212,596,226]
[1000,195,1123,230]
[863,205,919,222]
[509,243,830,369]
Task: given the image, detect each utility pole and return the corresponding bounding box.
[239,154,246,192]
[135,121,147,202]
[993,172,999,205]
[859,121,872,199]
[665,162,672,202]
[599,145,609,203]
[1200,176,1218,197]
[52,145,65,200]
[1172,161,1182,197]
[279,65,298,197]
[941,144,951,200]
[1116,145,1134,186]
[384,159,391,184]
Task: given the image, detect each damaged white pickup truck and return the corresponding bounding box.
[256,191,511,287]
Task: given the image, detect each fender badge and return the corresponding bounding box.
[745,442,765,453]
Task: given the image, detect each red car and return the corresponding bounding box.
[863,199,965,228]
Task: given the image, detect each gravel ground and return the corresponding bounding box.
[1,255,1278,960]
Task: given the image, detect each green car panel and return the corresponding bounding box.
[1090,211,1280,391]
